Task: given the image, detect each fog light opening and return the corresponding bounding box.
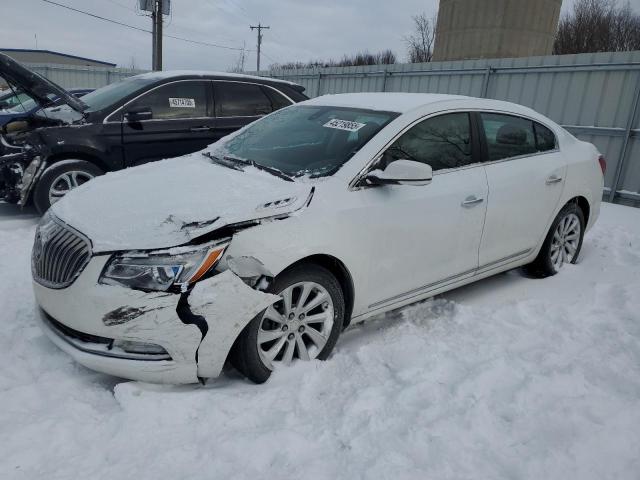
[111,339,168,356]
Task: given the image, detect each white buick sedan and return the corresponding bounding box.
[32,93,604,384]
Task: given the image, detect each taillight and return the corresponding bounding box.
[598,155,606,176]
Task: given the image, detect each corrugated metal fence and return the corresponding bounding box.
[256,51,640,205]
[23,62,144,89]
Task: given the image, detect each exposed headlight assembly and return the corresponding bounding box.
[99,241,228,292]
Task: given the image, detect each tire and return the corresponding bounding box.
[232,264,345,384]
[33,160,103,214]
[526,202,585,278]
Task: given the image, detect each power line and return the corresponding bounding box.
[40,0,250,52]
[41,0,151,33]
[260,50,280,65]
[104,0,136,12]
[166,31,249,51]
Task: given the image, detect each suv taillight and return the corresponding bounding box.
[598,155,606,176]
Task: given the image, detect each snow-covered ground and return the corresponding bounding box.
[1,201,639,479]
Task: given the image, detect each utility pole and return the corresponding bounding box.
[250,23,270,71]
[151,7,156,69]
[152,0,163,70]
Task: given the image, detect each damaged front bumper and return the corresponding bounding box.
[0,135,43,205]
[34,255,278,384]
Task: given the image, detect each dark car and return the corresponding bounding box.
[0,53,307,212]
[0,87,94,128]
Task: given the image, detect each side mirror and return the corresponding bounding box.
[364,159,433,186]
[124,106,153,122]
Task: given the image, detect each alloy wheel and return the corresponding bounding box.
[48,170,95,205]
[257,281,335,370]
[550,212,581,271]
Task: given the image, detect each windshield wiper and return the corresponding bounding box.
[202,152,243,171]
[223,155,294,182]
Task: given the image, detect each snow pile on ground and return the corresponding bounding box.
[0,202,639,479]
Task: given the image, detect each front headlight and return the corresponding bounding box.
[99,241,228,291]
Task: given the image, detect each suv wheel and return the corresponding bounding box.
[33,160,103,214]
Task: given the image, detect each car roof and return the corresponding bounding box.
[132,70,304,89]
[302,92,545,119]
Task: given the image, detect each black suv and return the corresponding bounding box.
[0,53,307,212]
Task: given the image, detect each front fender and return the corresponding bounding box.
[190,270,279,378]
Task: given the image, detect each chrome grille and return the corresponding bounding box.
[32,214,91,289]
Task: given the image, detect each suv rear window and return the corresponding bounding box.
[262,87,291,111]
[214,82,273,117]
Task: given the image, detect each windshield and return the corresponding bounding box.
[6,96,38,113]
[0,90,34,111]
[213,105,398,178]
[81,76,157,112]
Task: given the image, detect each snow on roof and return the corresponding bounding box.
[302,92,473,113]
[133,70,302,87]
[301,92,548,120]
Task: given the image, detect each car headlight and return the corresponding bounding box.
[99,242,228,291]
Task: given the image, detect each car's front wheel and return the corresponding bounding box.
[527,202,585,277]
[232,264,345,383]
[33,160,103,214]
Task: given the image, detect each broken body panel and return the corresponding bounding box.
[35,256,279,384]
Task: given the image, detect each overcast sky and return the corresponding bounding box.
[2,0,640,71]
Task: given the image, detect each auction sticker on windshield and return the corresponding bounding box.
[169,98,196,108]
[323,118,366,132]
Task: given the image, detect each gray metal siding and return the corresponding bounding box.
[255,51,640,204]
[22,63,144,89]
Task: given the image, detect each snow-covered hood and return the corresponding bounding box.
[51,154,313,253]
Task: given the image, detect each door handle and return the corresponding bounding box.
[461,196,484,207]
[189,126,211,132]
[546,175,563,185]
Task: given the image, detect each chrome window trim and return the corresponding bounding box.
[479,110,559,159]
[349,107,561,190]
[103,79,211,124]
[103,78,294,124]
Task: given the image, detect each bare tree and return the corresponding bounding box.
[270,50,397,71]
[554,0,640,54]
[404,13,437,63]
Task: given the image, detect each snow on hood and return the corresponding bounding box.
[51,153,312,253]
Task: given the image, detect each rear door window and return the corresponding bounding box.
[128,81,208,120]
[533,122,557,151]
[480,113,537,161]
[214,82,273,117]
